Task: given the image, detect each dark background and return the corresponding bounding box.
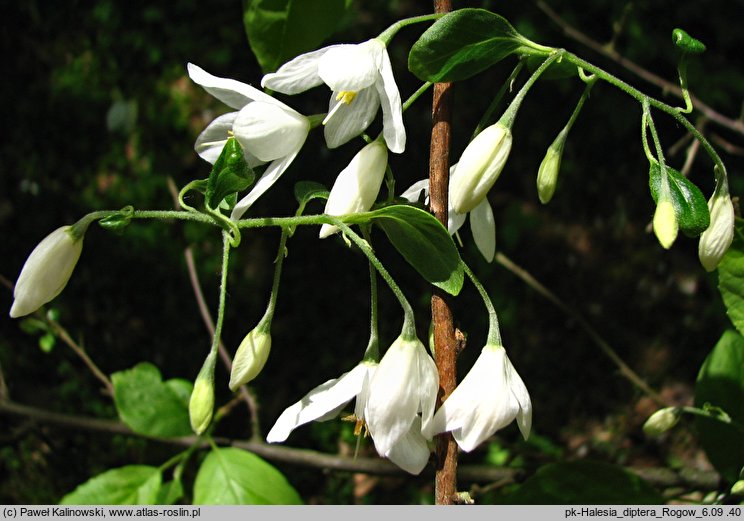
[1,0,743,504]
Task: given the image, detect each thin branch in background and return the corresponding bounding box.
[711,133,744,157]
[0,399,721,491]
[165,176,262,438]
[0,358,8,401]
[494,252,668,406]
[534,0,744,139]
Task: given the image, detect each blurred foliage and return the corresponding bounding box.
[1,0,743,505]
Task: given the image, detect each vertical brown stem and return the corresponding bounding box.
[429,0,457,505]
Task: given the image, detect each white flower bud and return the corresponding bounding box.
[698,191,735,272]
[642,407,680,436]
[189,353,216,435]
[319,140,388,238]
[10,226,84,318]
[653,200,678,250]
[229,326,272,390]
[537,138,565,204]
[450,123,512,214]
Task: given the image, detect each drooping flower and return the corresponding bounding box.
[425,344,531,452]
[319,140,388,239]
[229,325,272,391]
[10,226,84,318]
[266,360,377,444]
[401,172,496,262]
[187,63,311,220]
[698,189,735,271]
[261,39,405,153]
[449,123,512,214]
[364,335,439,469]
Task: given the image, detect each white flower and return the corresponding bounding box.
[401,172,496,262]
[266,361,377,443]
[187,63,311,220]
[450,123,512,214]
[319,140,388,239]
[698,190,735,271]
[653,199,678,250]
[10,226,84,318]
[365,335,439,471]
[262,39,405,154]
[229,326,272,390]
[425,344,531,452]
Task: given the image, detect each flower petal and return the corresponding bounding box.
[261,46,341,94]
[230,146,303,220]
[318,40,383,91]
[194,112,263,167]
[323,87,380,149]
[400,179,430,204]
[233,102,310,162]
[265,363,370,443]
[506,354,533,440]
[385,418,431,475]
[187,63,281,110]
[416,343,440,438]
[374,49,405,154]
[470,197,496,262]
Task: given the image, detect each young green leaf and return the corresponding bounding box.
[244,0,352,74]
[193,447,302,504]
[718,219,744,335]
[695,330,744,483]
[648,160,710,237]
[408,8,543,83]
[112,362,194,438]
[362,205,464,296]
[60,466,162,505]
[206,137,254,210]
[98,206,134,235]
[672,28,706,54]
[294,181,329,209]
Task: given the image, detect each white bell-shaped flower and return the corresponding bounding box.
[364,335,439,466]
[262,39,405,153]
[10,226,84,318]
[319,140,388,239]
[425,344,531,452]
[698,190,735,271]
[187,63,311,219]
[450,123,512,214]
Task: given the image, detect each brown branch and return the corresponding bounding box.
[429,0,458,505]
[0,399,721,490]
[535,0,744,138]
[494,252,668,406]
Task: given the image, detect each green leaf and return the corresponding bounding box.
[363,205,463,296]
[718,218,744,335]
[648,160,710,237]
[294,181,329,209]
[206,137,254,210]
[112,362,193,438]
[99,206,134,235]
[673,28,706,54]
[244,0,352,74]
[496,460,663,504]
[193,447,302,505]
[695,330,744,483]
[60,466,161,505]
[156,479,184,505]
[408,9,532,83]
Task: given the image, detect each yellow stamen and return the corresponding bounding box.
[335,90,358,105]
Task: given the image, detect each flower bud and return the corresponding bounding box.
[189,353,216,435]
[10,226,84,318]
[698,191,735,272]
[319,140,388,239]
[731,480,744,497]
[536,136,565,204]
[229,326,272,390]
[653,200,678,249]
[450,123,512,214]
[642,407,680,436]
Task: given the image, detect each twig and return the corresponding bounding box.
[535,0,744,138]
[0,358,8,401]
[494,252,667,406]
[0,399,721,489]
[165,176,261,437]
